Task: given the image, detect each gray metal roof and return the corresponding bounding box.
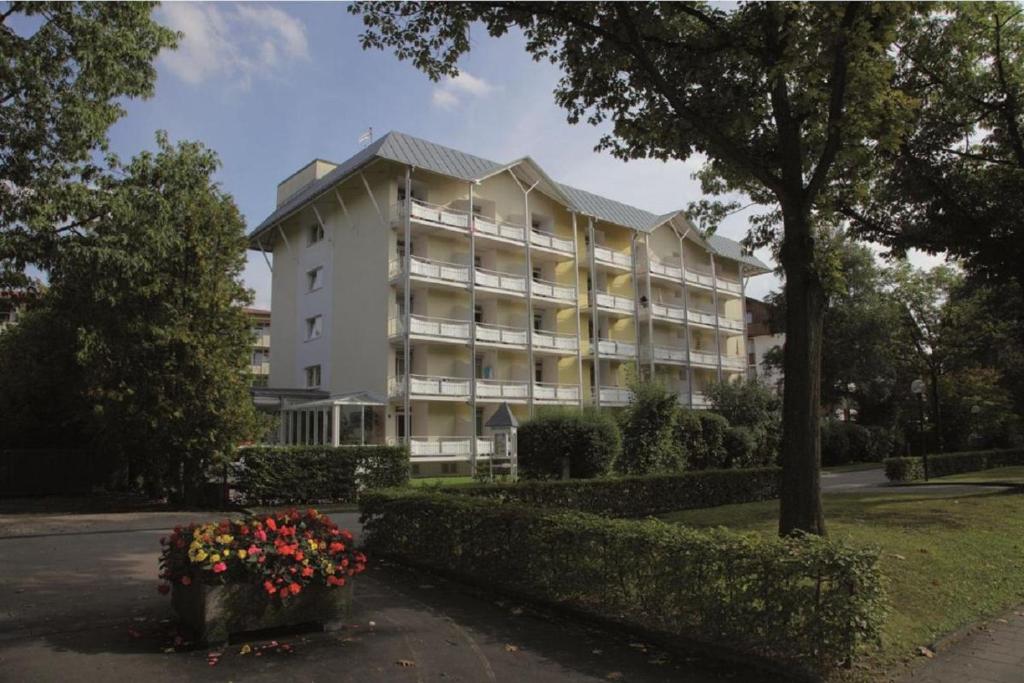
[250,131,770,272]
[484,402,519,429]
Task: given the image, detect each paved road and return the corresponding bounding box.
[0,511,763,683]
[901,608,1024,683]
[819,465,1009,496]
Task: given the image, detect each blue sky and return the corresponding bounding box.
[106,3,938,308]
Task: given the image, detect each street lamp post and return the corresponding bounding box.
[845,381,856,422]
[911,379,928,480]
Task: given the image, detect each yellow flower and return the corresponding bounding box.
[222,549,231,558]
[193,549,208,562]
[210,553,221,563]
[237,549,247,560]
[216,534,234,544]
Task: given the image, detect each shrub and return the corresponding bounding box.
[615,379,682,475]
[518,408,621,479]
[449,467,780,517]
[821,421,885,466]
[705,378,781,463]
[820,420,852,466]
[723,426,759,468]
[234,446,408,504]
[679,410,730,469]
[865,426,896,461]
[360,489,885,677]
[157,508,365,598]
[884,448,1024,481]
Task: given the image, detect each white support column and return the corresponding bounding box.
[509,171,540,417]
[587,217,601,407]
[630,232,643,376]
[711,253,723,381]
[402,168,412,446]
[331,404,341,447]
[571,212,584,408]
[739,264,749,379]
[468,182,478,475]
[678,232,694,408]
[643,233,655,379]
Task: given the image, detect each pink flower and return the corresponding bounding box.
[212,562,227,574]
[247,544,260,555]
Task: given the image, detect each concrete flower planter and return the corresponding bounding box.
[172,580,353,645]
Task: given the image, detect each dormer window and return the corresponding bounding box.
[308,223,324,245]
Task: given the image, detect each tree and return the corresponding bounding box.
[705,377,781,465]
[616,377,682,475]
[349,1,921,533]
[47,133,259,501]
[844,4,1024,289]
[0,2,177,287]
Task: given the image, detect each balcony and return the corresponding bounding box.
[534,382,580,404]
[252,333,271,348]
[651,345,687,365]
[250,362,270,375]
[719,316,745,333]
[389,315,471,343]
[390,255,470,287]
[717,277,743,296]
[646,258,683,282]
[685,264,716,290]
[596,386,632,406]
[687,308,718,328]
[597,338,636,360]
[689,350,719,368]
[593,245,632,270]
[409,436,494,459]
[473,215,526,243]
[691,391,711,408]
[395,199,471,234]
[475,266,526,296]
[529,228,574,255]
[722,354,747,371]
[594,291,634,315]
[533,330,578,354]
[475,322,528,348]
[532,278,576,305]
[389,374,471,401]
[476,378,530,402]
[648,301,686,325]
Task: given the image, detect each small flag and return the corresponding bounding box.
[358,127,373,146]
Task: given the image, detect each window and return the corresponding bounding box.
[396,239,407,259]
[305,315,322,341]
[304,364,321,388]
[476,407,485,434]
[308,223,324,246]
[533,312,543,332]
[252,349,269,365]
[441,463,458,474]
[474,305,483,324]
[395,409,406,439]
[531,213,551,232]
[306,267,323,292]
[745,311,753,323]
[535,361,544,383]
[532,266,543,282]
[748,352,757,366]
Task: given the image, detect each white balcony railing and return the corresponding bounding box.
[389,374,471,399]
[691,391,711,408]
[689,351,719,367]
[652,345,687,364]
[687,308,718,327]
[717,277,743,295]
[534,382,580,402]
[597,338,636,358]
[685,265,716,289]
[529,229,574,254]
[250,362,270,374]
[476,378,530,400]
[594,245,632,269]
[389,315,472,342]
[597,386,633,405]
[394,198,472,232]
[475,322,528,347]
[408,436,495,458]
[475,266,526,295]
[533,330,578,353]
[532,278,576,303]
[391,255,471,286]
[595,291,634,314]
[649,301,686,324]
[719,316,745,332]
[647,259,683,281]
[722,355,747,370]
[473,216,526,242]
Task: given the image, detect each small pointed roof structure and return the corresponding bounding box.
[484,402,519,429]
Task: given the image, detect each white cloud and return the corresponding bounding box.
[158,3,310,88]
[431,70,496,109]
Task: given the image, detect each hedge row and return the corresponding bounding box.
[448,467,781,517]
[884,447,1024,482]
[360,489,885,677]
[234,445,408,504]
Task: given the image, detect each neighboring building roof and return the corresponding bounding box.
[250,131,770,273]
[243,307,271,317]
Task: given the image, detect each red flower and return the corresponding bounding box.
[328,576,346,587]
[329,542,345,554]
[181,576,192,586]
[212,562,227,574]
[157,584,170,595]
[288,583,301,595]
[341,530,354,541]
[265,517,277,531]
[254,528,267,542]
[293,551,304,562]
[279,587,289,598]
[301,566,314,578]
[264,580,275,594]
[247,544,260,556]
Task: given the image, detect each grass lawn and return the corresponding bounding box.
[822,462,884,473]
[923,465,1024,486]
[661,487,1024,679]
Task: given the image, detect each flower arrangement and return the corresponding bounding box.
[158,508,366,599]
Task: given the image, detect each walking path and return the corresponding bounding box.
[900,608,1024,683]
[0,509,765,682]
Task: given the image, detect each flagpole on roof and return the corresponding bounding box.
[358,127,373,147]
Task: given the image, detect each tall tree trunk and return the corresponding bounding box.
[778,210,827,536]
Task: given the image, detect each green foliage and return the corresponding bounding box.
[615,378,682,475]
[705,378,781,464]
[676,410,730,470]
[723,427,758,468]
[884,448,1024,482]
[360,489,886,675]
[235,446,409,504]
[518,408,621,479]
[0,2,178,286]
[821,421,895,466]
[450,468,781,517]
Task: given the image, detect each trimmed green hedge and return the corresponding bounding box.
[447,467,780,517]
[360,489,885,677]
[519,408,621,479]
[234,445,408,504]
[884,447,1024,482]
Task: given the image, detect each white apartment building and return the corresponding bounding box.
[248,132,769,475]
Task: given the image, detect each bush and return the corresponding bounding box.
[234,446,408,504]
[677,410,731,470]
[821,421,887,466]
[820,420,852,466]
[449,467,780,517]
[518,408,621,479]
[884,447,1024,481]
[615,379,682,475]
[705,378,781,463]
[723,426,759,468]
[360,489,885,677]
[865,426,896,461]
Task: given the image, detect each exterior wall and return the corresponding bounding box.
[276,160,338,207]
